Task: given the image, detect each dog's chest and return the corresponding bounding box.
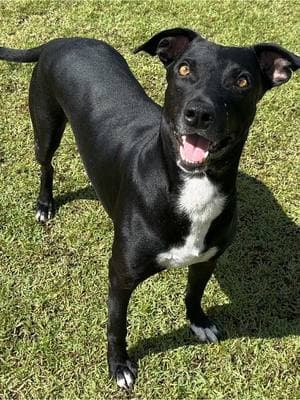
[157,176,225,268]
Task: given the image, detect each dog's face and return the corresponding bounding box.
[135,28,300,175]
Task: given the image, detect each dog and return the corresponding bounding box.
[0,27,299,389]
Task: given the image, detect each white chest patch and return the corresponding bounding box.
[157,175,226,268]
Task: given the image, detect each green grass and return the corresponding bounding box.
[0,1,299,399]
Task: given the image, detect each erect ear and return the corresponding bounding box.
[133,28,199,66]
[253,43,300,88]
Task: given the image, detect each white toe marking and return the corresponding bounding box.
[35,211,41,221]
[116,376,127,389]
[191,323,219,342]
[205,328,218,342]
[210,324,219,336]
[191,324,207,341]
[123,370,134,387]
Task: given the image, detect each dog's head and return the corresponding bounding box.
[134,28,300,175]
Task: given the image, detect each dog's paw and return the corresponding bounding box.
[190,318,221,343]
[111,359,137,390]
[35,200,55,223]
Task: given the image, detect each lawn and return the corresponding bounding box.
[0,1,299,399]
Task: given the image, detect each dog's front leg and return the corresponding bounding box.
[185,260,221,343]
[107,257,139,390]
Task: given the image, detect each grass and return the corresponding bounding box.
[0,0,299,399]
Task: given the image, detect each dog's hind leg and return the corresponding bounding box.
[29,68,67,223]
[107,257,138,390]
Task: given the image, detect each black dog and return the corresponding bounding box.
[0,28,299,389]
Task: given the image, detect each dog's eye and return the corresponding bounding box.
[236,76,249,88]
[178,64,190,76]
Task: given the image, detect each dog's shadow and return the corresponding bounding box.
[55,185,97,208]
[55,172,299,358]
[212,172,299,339]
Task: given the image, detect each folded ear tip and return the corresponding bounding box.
[133,28,199,59]
[132,43,157,56]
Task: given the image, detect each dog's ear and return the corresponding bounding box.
[253,43,300,88]
[133,28,199,66]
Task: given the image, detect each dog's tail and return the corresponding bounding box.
[0,44,45,63]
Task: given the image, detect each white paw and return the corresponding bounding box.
[116,369,135,389]
[35,210,47,222]
[35,203,54,223]
[114,360,137,390]
[190,322,220,343]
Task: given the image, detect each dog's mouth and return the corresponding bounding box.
[176,134,210,173]
[179,134,210,163]
[176,133,231,173]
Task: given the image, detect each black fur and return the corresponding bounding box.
[0,28,299,389]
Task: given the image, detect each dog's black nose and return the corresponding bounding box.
[184,103,215,129]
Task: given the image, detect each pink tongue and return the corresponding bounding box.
[180,135,210,162]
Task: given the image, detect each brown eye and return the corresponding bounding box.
[178,64,190,76]
[236,76,249,88]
